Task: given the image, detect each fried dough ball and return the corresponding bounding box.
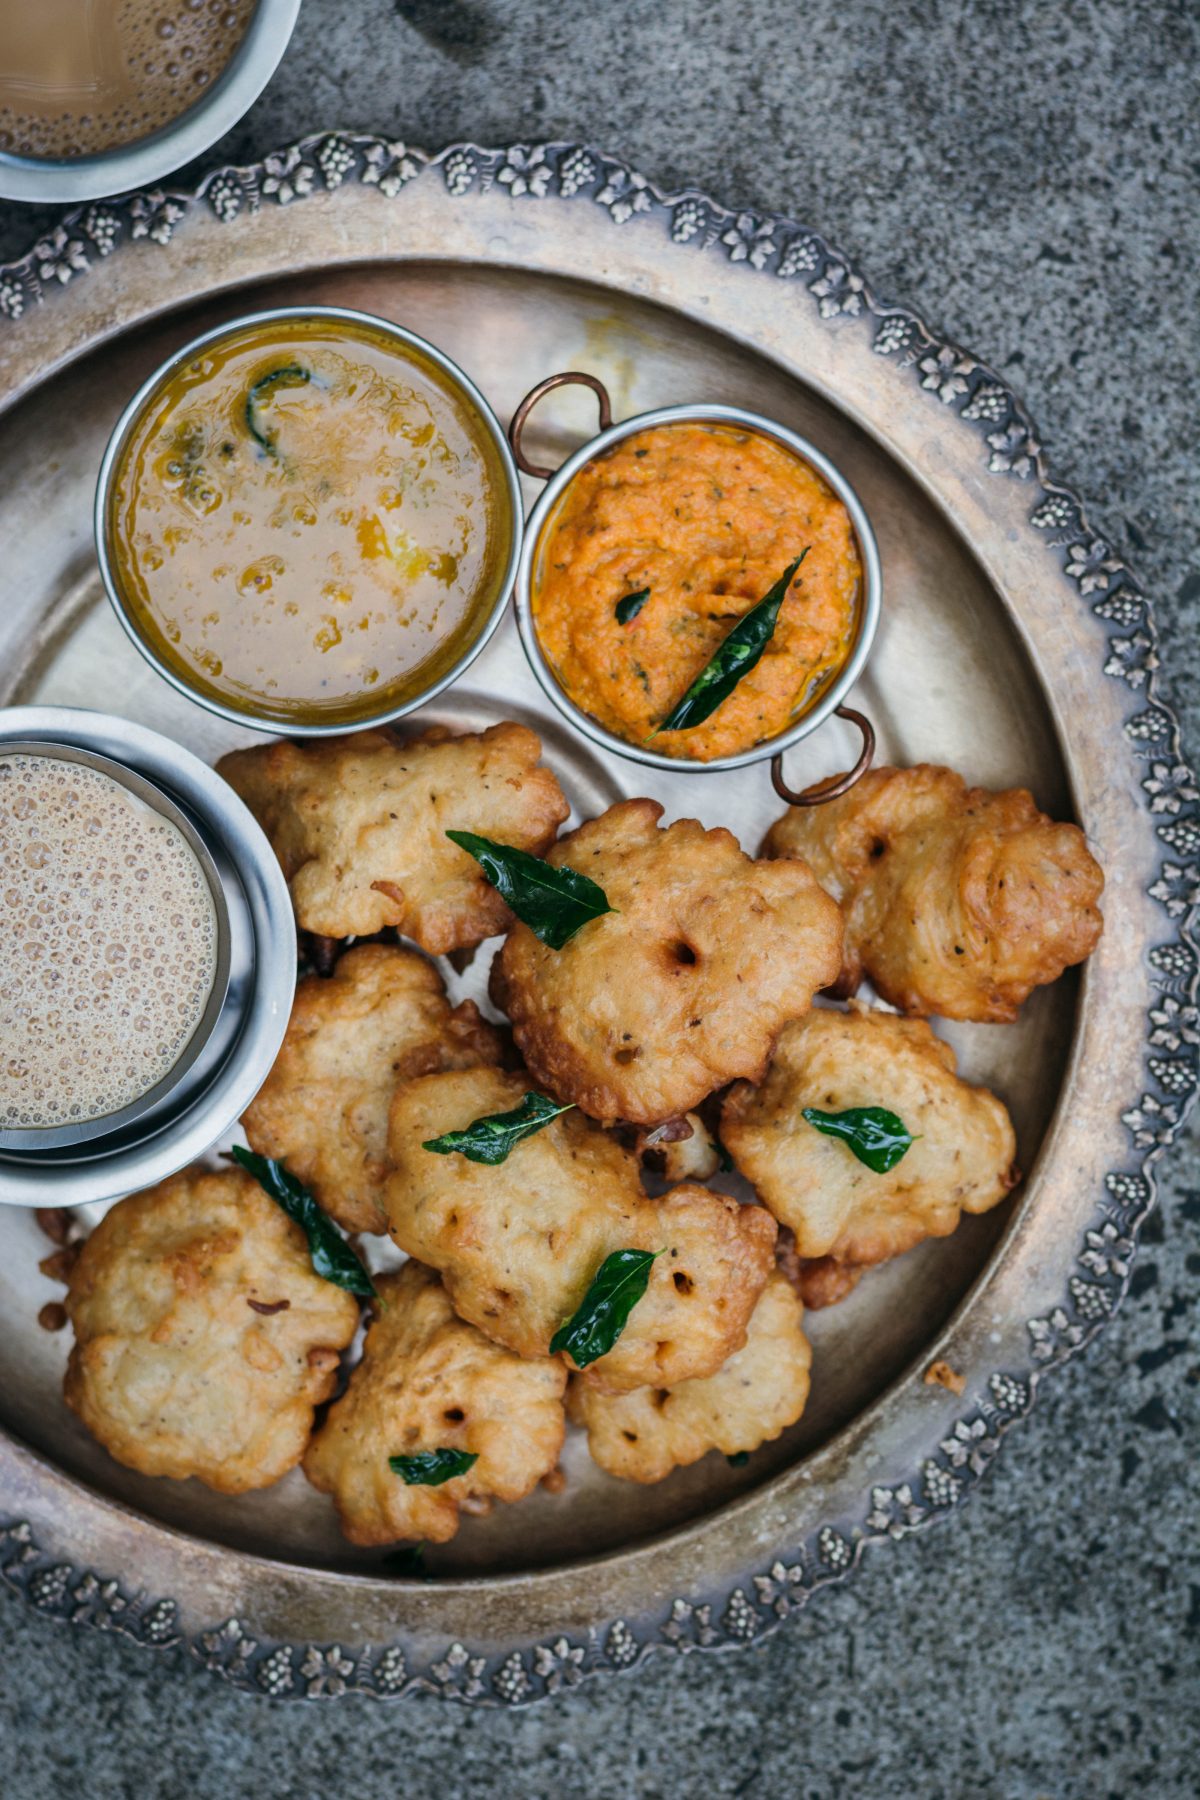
[241,944,504,1234]
[722,1004,1017,1301]
[763,764,1103,1022]
[569,1272,810,1483]
[385,1065,776,1392]
[217,722,569,950]
[303,1263,566,1546]
[63,1168,360,1493]
[491,799,844,1124]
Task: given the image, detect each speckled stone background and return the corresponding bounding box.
[0,2,1196,1794]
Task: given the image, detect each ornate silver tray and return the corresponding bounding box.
[0,135,1195,1705]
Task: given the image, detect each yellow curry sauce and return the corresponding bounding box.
[107,316,512,726]
[532,421,861,761]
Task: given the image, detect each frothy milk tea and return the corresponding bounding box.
[0,0,255,161]
[0,752,218,1130]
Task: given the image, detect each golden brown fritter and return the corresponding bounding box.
[63,1168,360,1493]
[303,1262,566,1545]
[582,1184,778,1396]
[491,799,844,1124]
[772,1222,866,1310]
[385,1065,776,1392]
[241,944,504,1235]
[763,764,1103,1022]
[216,721,569,950]
[569,1271,811,1482]
[788,1256,865,1311]
[722,1004,1017,1300]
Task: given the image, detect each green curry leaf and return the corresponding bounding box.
[651,551,809,736]
[423,1091,575,1165]
[615,587,651,625]
[445,830,613,950]
[245,363,311,456]
[549,1248,660,1367]
[381,1543,428,1576]
[800,1105,914,1174]
[388,1449,479,1487]
[229,1146,377,1298]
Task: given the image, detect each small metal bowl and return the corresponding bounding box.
[0,0,301,204]
[0,740,232,1154]
[94,305,524,738]
[0,706,295,1208]
[509,373,881,804]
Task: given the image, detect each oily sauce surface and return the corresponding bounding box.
[108,316,512,725]
[533,421,862,761]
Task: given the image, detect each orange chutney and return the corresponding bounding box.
[532,421,862,761]
[107,316,513,727]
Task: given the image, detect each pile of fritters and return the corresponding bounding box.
[51,721,1103,1551]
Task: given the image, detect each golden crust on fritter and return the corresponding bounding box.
[584,1184,778,1396]
[302,1263,566,1545]
[763,764,1103,1022]
[241,944,504,1235]
[722,1004,1017,1295]
[790,1255,865,1311]
[568,1271,811,1482]
[217,722,569,950]
[491,798,844,1124]
[63,1169,360,1493]
[773,1221,866,1311]
[385,1065,776,1392]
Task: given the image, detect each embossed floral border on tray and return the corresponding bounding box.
[0,136,1196,1704]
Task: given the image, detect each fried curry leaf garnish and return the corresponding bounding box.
[549,1248,661,1367]
[800,1105,914,1174]
[382,1543,428,1576]
[245,363,311,455]
[615,586,651,626]
[445,830,614,950]
[423,1091,575,1164]
[229,1146,377,1298]
[388,1449,479,1486]
[651,550,809,736]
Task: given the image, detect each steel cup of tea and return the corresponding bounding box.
[0,0,301,204]
[0,706,295,1208]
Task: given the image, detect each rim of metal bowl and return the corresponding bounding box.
[93,303,524,737]
[512,402,882,775]
[0,739,232,1153]
[0,0,302,204]
[0,707,296,1207]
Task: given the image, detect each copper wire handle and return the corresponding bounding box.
[508,372,614,479]
[771,705,875,807]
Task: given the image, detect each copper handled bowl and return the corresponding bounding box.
[508,372,881,806]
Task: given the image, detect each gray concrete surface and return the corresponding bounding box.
[1,1,1197,1794]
